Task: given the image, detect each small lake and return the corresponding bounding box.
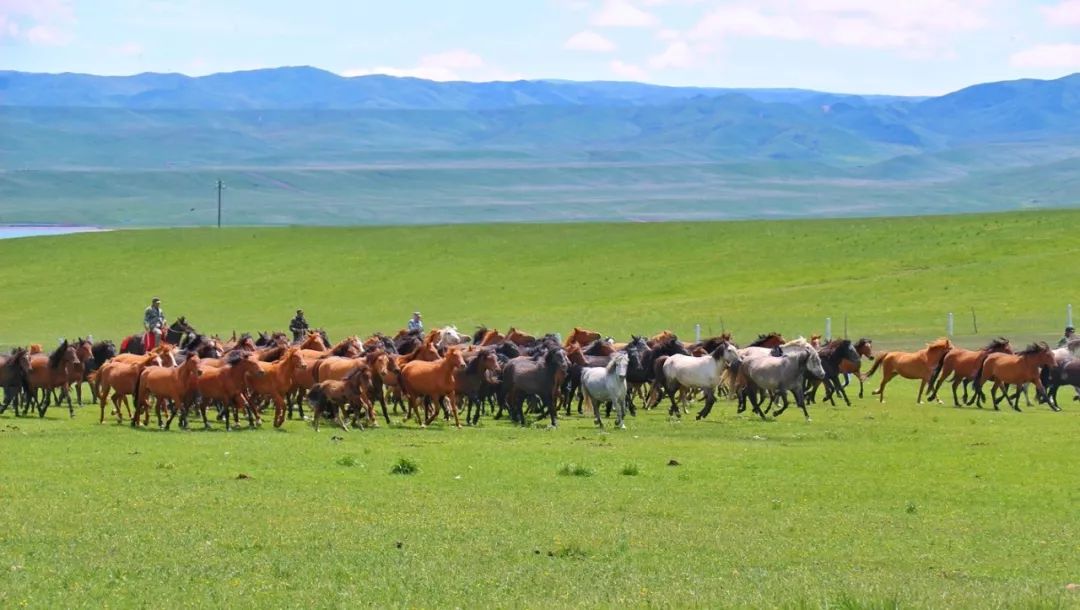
[0,225,109,240]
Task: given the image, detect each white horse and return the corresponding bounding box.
[581,353,630,428]
[661,342,740,417]
[436,325,469,350]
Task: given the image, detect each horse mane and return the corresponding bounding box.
[819,339,851,356]
[471,326,489,345]
[926,337,952,349]
[329,337,356,356]
[983,337,1010,352]
[1019,342,1050,356]
[856,338,872,347]
[750,332,782,347]
[781,337,812,350]
[464,350,493,374]
[260,345,287,361]
[225,350,250,365]
[48,340,69,369]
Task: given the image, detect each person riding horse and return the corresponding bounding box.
[289,309,310,342]
[143,297,166,351]
[1058,326,1075,348]
[408,311,424,333]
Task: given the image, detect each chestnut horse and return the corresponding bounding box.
[400,348,467,428]
[93,352,162,424]
[926,338,1012,407]
[865,338,953,403]
[174,350,266,430]
[247,347,308,427]
[972,343,1057,411]
[27,340,81,417]
[505,327,536,347]
[133,354,202,428]
[565,327,602,348]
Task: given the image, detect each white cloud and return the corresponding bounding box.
[0,0,75,46]
[1010,43,1080,68]
[591,0,658,28]
[114,41,144,56]
[609,59,648,79]
[341,50,520,82]
[1042,0,1080,26]
[564,29,616,52]
[649,40,695,69]
[687,1,989,57]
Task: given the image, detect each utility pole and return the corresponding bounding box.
[216,179,224,228]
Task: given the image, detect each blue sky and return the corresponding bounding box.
[2,0,1080,95]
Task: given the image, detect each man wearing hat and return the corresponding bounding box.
[407,311,424,333]
[143,297,166,351]
[289,309,310,342]
[1058,326,1075,348]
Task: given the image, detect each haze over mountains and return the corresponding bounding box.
[1,67,1079,226]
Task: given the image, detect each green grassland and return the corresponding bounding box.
[0,209,1076,349]
[2,210,1080,608]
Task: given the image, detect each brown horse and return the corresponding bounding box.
[308,366,376,431]
[175,350,266,430]
[400,348,467,428]
[838,338,874,398]
[27,340,81,417]
[973,343,1057,411]
[565,327,602,347]
[749,332,786,350]
[456,349,502,425]
[134,354,202,428]
[478,328,505,346]
[0,348,33,415]
[247,347,308,427]
[298,331,329,352]
[865,338,953,403]
[92,352,162,424]
[647,331,677,348]
[927,338,1012,406]
[506,327,536,347]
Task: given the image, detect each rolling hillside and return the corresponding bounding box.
[2,69,1080,225]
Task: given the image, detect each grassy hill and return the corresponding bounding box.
[3,211,1080,608]
[1,210,1076,349]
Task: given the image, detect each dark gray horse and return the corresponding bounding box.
[500,347,570,427]
[741,347,826,421]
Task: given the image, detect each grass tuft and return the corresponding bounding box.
[390,457,418,475]
[619,463,640,476]
[557,463,595,477]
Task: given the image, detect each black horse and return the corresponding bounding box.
[120,317,196,355]
[811,339,862,406]
[500,347,570,427]
[0,348,32,416]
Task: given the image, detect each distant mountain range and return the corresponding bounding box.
[1,67,1079,226]
[0,66,920,111]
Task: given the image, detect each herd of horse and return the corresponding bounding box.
[1,319,1078,431]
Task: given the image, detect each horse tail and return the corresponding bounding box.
[864,353,887,379]
[132,368,144,415]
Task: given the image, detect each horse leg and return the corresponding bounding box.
[916,377,928,404]
[990,382,1003,411]
[698,388,715,420]
[1010,385,1024,412]
[272,394,287,428]
[545,394,557,428]
[772,392,790,417]
[874,369,896,403]
[448,393,462,429]
[615,395,626,429]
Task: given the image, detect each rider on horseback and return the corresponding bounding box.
[408,311,424,333]
[143,297,166,351]
[289,309,310,342]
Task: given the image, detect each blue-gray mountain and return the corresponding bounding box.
[1,67,1078,226]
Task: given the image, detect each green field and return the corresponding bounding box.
[0,209,1075,349]
[2,210,1080,608]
